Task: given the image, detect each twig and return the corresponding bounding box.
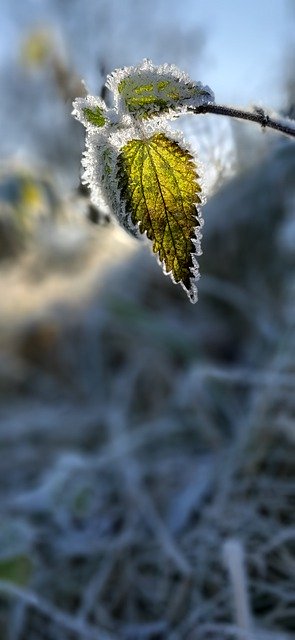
[132,484,192,576]
[191,104,295,138]
[0,580,115,640]
[223,538,253,635]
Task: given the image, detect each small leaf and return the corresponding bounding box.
[107,59,214,120]
[72,96,109,130]
[83,106,107,127]
[117,133,203,301]
[21,28,52,68]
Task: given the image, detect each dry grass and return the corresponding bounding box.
[0,142,294,640]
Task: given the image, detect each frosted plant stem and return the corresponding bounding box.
[223,539,253,637]
[191,104,295,138]
[0,580,115,640]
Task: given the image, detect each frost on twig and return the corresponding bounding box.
[223,538,253,634]
[73,59,294,305]
[191,103,295,138]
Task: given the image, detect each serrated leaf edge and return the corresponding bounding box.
[81,132,117,214]
[72,96,116,131]
[115,127,205,302]
[105,58,215,120]
[110,121,207,204]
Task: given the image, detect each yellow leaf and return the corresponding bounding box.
[117,74,199,118]
[117,133,203,302]
[107,60,214,120]
[20,29,52,68]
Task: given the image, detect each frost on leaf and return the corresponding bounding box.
[107,59,214,120]
[83,106,106,127]
[72,96,109,130]
[81,135,119,216]
[116,132,203,302]
[73,60,212,302]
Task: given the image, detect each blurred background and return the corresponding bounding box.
[0,1,294,639]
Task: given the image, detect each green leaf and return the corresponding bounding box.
[117,75,208,119]
[83,106,107,128]
[72,96,109,130]
[107,60,214,120]
[117,133,202,301]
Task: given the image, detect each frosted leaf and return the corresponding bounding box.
[72,96,111,130]
[115,125,204,301]
[81,132,117,214]
[72,60,213,301]
[106,59,214,120]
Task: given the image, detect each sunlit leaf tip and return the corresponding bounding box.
[72,96,109,129]
[116,132,203,302]
[106,59,214,120]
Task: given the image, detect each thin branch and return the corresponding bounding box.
[0,580,116,640]
[223,538,253,633]
[190,104,295,138]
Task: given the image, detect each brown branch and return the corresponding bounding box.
[190,104,295,138]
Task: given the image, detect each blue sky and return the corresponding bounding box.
[169,0,294,108]
[1,0,294,110]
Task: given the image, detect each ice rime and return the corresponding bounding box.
[72,60,214,302]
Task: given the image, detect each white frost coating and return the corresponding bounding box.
[80,128,142,239]
[72,60,213,302]
[81,133,112,211]
[159,213,203,304]
[83,138,117,214]
[111,123,205,302]
[106,58,215,121]
[72,95,111,131]
[106,58,194,93]
[154,206,203,304]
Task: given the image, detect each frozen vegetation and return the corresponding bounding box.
[0,138,294,640]
[0,2,294,638]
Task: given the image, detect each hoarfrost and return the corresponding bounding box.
[106,58,215,120]
[73,60,212,300]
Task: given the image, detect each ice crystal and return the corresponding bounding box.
[73,60,214,302]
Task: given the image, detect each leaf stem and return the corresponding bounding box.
[190,104,295,138]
